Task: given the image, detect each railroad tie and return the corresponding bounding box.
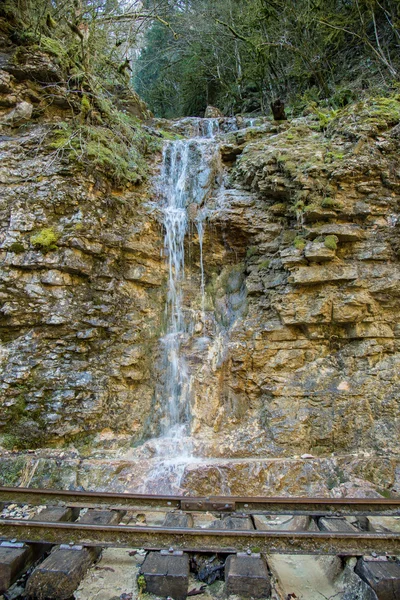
[0,541,32,594]
[0,505,78,594]
[139,549,190,600]
[253,514,311,531]
[318,517,360,533]
[209,514,254,530]
[163,510,193,528]
[25,509,123,600]
[355,557,400,600]
[225,552,271,599]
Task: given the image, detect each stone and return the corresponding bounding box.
[318,517,359,533]
[304,241,336,262]
[355,558,400,600]
[210,515,254,530]
[289,263,358,284]
[139,551,189,600]
[253,515,310,531]
[31,506,77,522]
[280,247,307,268]
[204,105,223,118]
[225,554,271,598]
[307,223,364,242]
[5,48,63,82]
[163,511,193,528]
[0,69,12,93]
[79,509,122,525]
[346,322,394,339]
[2,101,33,126]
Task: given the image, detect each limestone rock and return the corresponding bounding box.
[304,241,336,262]
[1,101,33,126]
[289,263,358,284]
[204,105,223,118]
[0,69,12,94]
[5,48,63,82]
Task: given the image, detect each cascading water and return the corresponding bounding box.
[140,122,222,493]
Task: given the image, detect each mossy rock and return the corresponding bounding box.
[324,235,339,250]
[30,228,59,251]
[294,236,306,250]
[9,242,25,253]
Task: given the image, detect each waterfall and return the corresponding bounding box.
[160,141,191,442]
[139,120,222,493]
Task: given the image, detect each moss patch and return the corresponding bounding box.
[30,228,58,251]
[294,236,306,250]
[324,235,339,250]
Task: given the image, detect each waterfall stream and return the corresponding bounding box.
[139,121,222,493]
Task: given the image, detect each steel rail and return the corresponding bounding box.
[0,487,399,516]
[1,519,399,556]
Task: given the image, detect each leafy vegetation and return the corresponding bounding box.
[0,0,164,185]
[135,0,400,117]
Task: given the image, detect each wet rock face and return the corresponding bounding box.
[187,107,400,476]
[0,125,165,449]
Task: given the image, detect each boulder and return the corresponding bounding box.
[204,105,223,118]
[2,101,33,126]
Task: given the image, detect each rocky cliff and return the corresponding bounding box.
[0,38,399,497]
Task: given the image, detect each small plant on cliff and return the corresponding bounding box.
[137,575,146,598]
[30,228,59,251]
[324,235,339,250]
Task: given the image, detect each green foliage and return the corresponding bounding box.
[30,228,59,251]
[0,456,25,485]
[49,105,156,186]
[137,575,147,596]
[259,259,270,269]
[324,235,339,250]
[246,246,258,258]
[136,0,400,118]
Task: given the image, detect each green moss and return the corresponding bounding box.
[137,574,147,596]
[246,246,258,258]
[269,202,287,214]
[318,109,338,130]
[30,228,59,251]
[159,130,184,140]
[39,36,67,62]
[324,235,339,250]
[283,230,297,243]
[81,94,91,117]
[377,487,392,499]
[259,259,270,269]
[49,111,154,186]
[294,236,306,250]
[9,242,25,253]
[325,151,345,162]
[321,197,343,209]
[0,456,25,485]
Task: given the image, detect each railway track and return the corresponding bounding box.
[0,487,399,599]
[1,486,400,555]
